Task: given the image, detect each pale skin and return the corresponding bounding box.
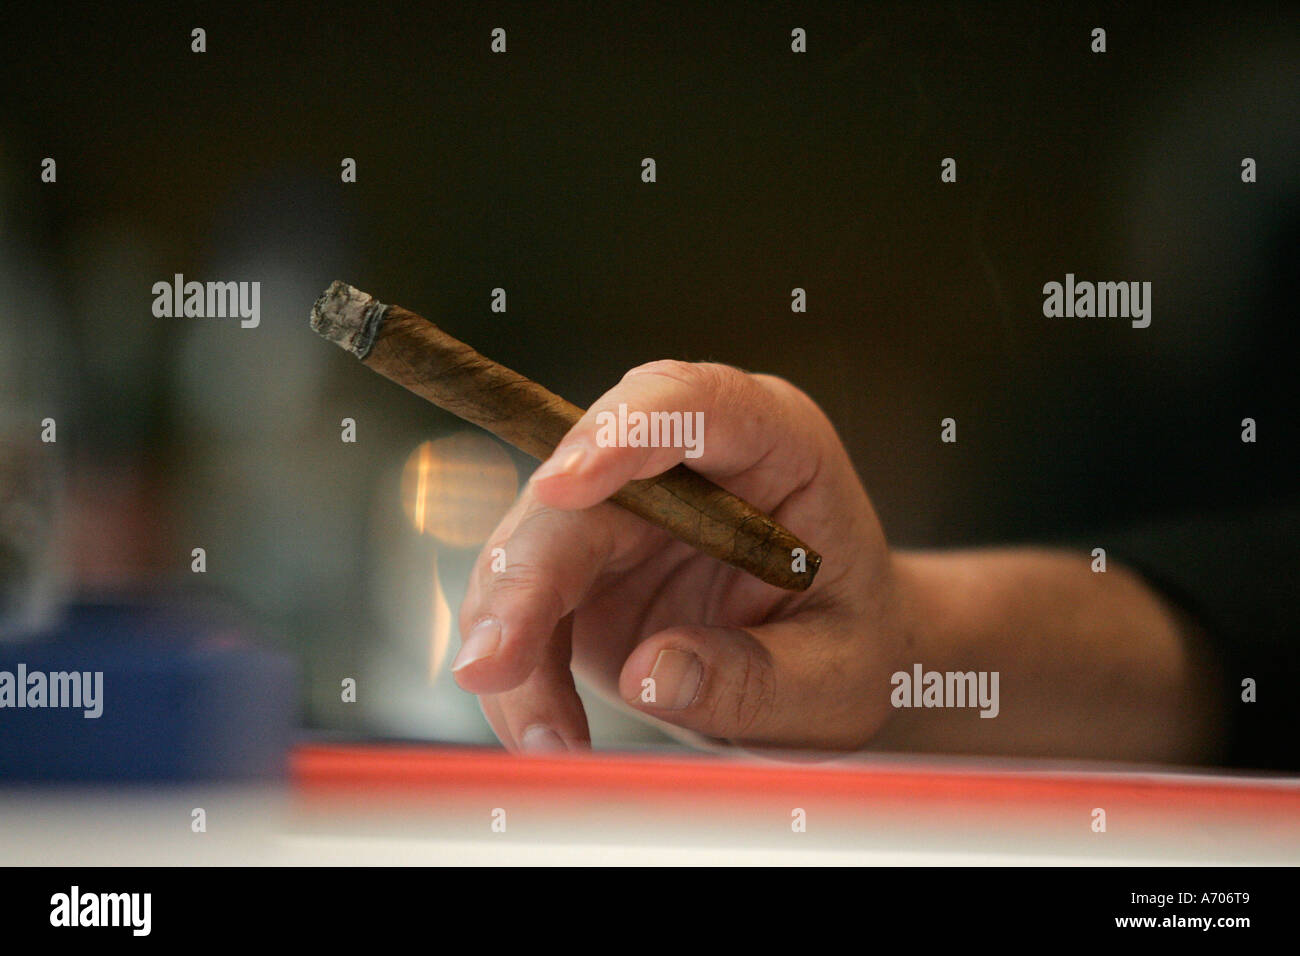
[452,360,1224,763]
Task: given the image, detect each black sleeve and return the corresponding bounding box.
[1099,499,1300,772]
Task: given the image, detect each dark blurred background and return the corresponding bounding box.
[2,2,1295,748]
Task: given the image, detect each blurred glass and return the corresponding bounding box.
[0,416,64,640]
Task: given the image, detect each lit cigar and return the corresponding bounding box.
[310,281,821,591]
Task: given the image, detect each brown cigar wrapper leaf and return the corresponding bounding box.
[311,281,821,591]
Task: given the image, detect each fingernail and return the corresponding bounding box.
[533,443,587,482]
[646,649,702,711]
[452,617,502,672]
[520,725,567,754]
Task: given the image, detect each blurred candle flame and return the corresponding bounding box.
[412,442,432,534]
[400,432,518,683]
[401,433,518,547]
[429,548,452,682]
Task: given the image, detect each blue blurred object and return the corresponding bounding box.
[0,598,297,781]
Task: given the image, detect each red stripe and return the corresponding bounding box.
[293,744,1300,816]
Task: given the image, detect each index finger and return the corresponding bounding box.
[530,360,828,512]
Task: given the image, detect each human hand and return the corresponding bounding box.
[452,360,904,753]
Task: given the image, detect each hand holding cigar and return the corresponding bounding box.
[310,281,907,751]
[310,283,1215,761]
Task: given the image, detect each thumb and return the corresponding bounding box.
[618,623,799,745]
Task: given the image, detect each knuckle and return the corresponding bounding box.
[752,373,838,456]
[485,563,565,620]
[623,358,690,382]
[753,373,824,424]
[732,651,778,736]
[512,508,609,574]
[698,363,750,412]
[625,359,738,395]
[621,362,762,439]
[751,372,806,406]
[625,361,756,433]
[702,645,776,737]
